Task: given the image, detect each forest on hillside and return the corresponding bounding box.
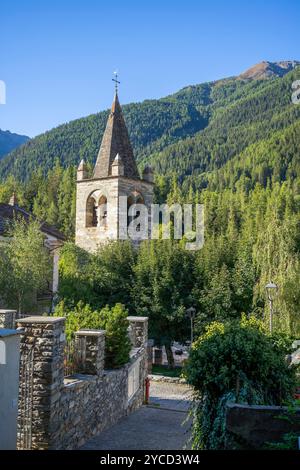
[0,67,300,339]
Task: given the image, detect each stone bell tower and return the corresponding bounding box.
[75,91,154,253]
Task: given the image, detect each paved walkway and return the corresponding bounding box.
[81,381,193,450]
[149,380,193,412]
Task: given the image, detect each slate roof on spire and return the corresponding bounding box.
[9,192,18,206]
[93,93,139,180]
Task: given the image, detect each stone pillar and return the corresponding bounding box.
[16,316,65,450]
[77,159,88,181]
[44,239,64,308]
[147,339,154,374]
[52,248,60,295]
[75,329,106,375]
[127,317,149,409]
[0,309,17,329]
[154,348,163,365]
[127,316,148,349]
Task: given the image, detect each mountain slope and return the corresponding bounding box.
[0,130,29,159]
[0,61,299,185]
[147,67,300,189]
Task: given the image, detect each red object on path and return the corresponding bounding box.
[294,386,300,400]
[145,377,150,404]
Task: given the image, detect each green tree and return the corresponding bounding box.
[58,241,136,310]
[197,264,233,332]
[58,241,93,307]
[92,241,136,309]
[132,240,194,367]
[0,218,51,313]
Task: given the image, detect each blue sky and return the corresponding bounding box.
[1,0,299,137]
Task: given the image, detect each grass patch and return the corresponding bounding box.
[152,365,182,377]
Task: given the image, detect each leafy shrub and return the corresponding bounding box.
[266,432,299,450]
[184,315,298,449]
[54,301,131,368]
[98,304,133,369]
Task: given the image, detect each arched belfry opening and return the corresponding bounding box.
[127,191,144,231]
[86,194,98,227]
[86,191,108,228]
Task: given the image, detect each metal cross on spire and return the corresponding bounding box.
[112,71,120,93]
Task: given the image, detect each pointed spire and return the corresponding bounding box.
[77,159,86,171]
[93,93,139,180]
[113,153,122,162]
[9,192,18,206]
[142,165,154,183]
[112,153,124,176]
[77,159,88,181]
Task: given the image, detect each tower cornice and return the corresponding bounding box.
[76,175,154,186]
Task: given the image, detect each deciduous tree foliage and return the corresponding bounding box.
[58,241,136,310]
[132,240,194,366]
[0,219,51,313]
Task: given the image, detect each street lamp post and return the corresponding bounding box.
[265,282,278,334]
[186,307,196,345]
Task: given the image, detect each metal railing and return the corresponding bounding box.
[63,336,86,377]
[17,346,34,450]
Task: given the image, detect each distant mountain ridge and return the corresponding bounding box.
[0,130,29,159]
[238,60,300,80]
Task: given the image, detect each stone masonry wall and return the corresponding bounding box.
[0,310,16,329]
[56,348,145,449]
[226,403,300,449]
[16,316,148,450]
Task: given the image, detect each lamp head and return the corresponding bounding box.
[265,281,278,300]
[186,307,196,319]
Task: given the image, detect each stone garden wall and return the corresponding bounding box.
[14,314,148,450]
[225,403,300,449]
[56,347,146,449]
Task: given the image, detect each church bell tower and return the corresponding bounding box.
[75,88,154,253]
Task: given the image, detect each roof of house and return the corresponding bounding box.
[93,93,140,180]
[0,203,66,241]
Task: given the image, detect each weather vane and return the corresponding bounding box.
[112,70,120,93]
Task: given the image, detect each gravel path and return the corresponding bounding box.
[148,380,193,412]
